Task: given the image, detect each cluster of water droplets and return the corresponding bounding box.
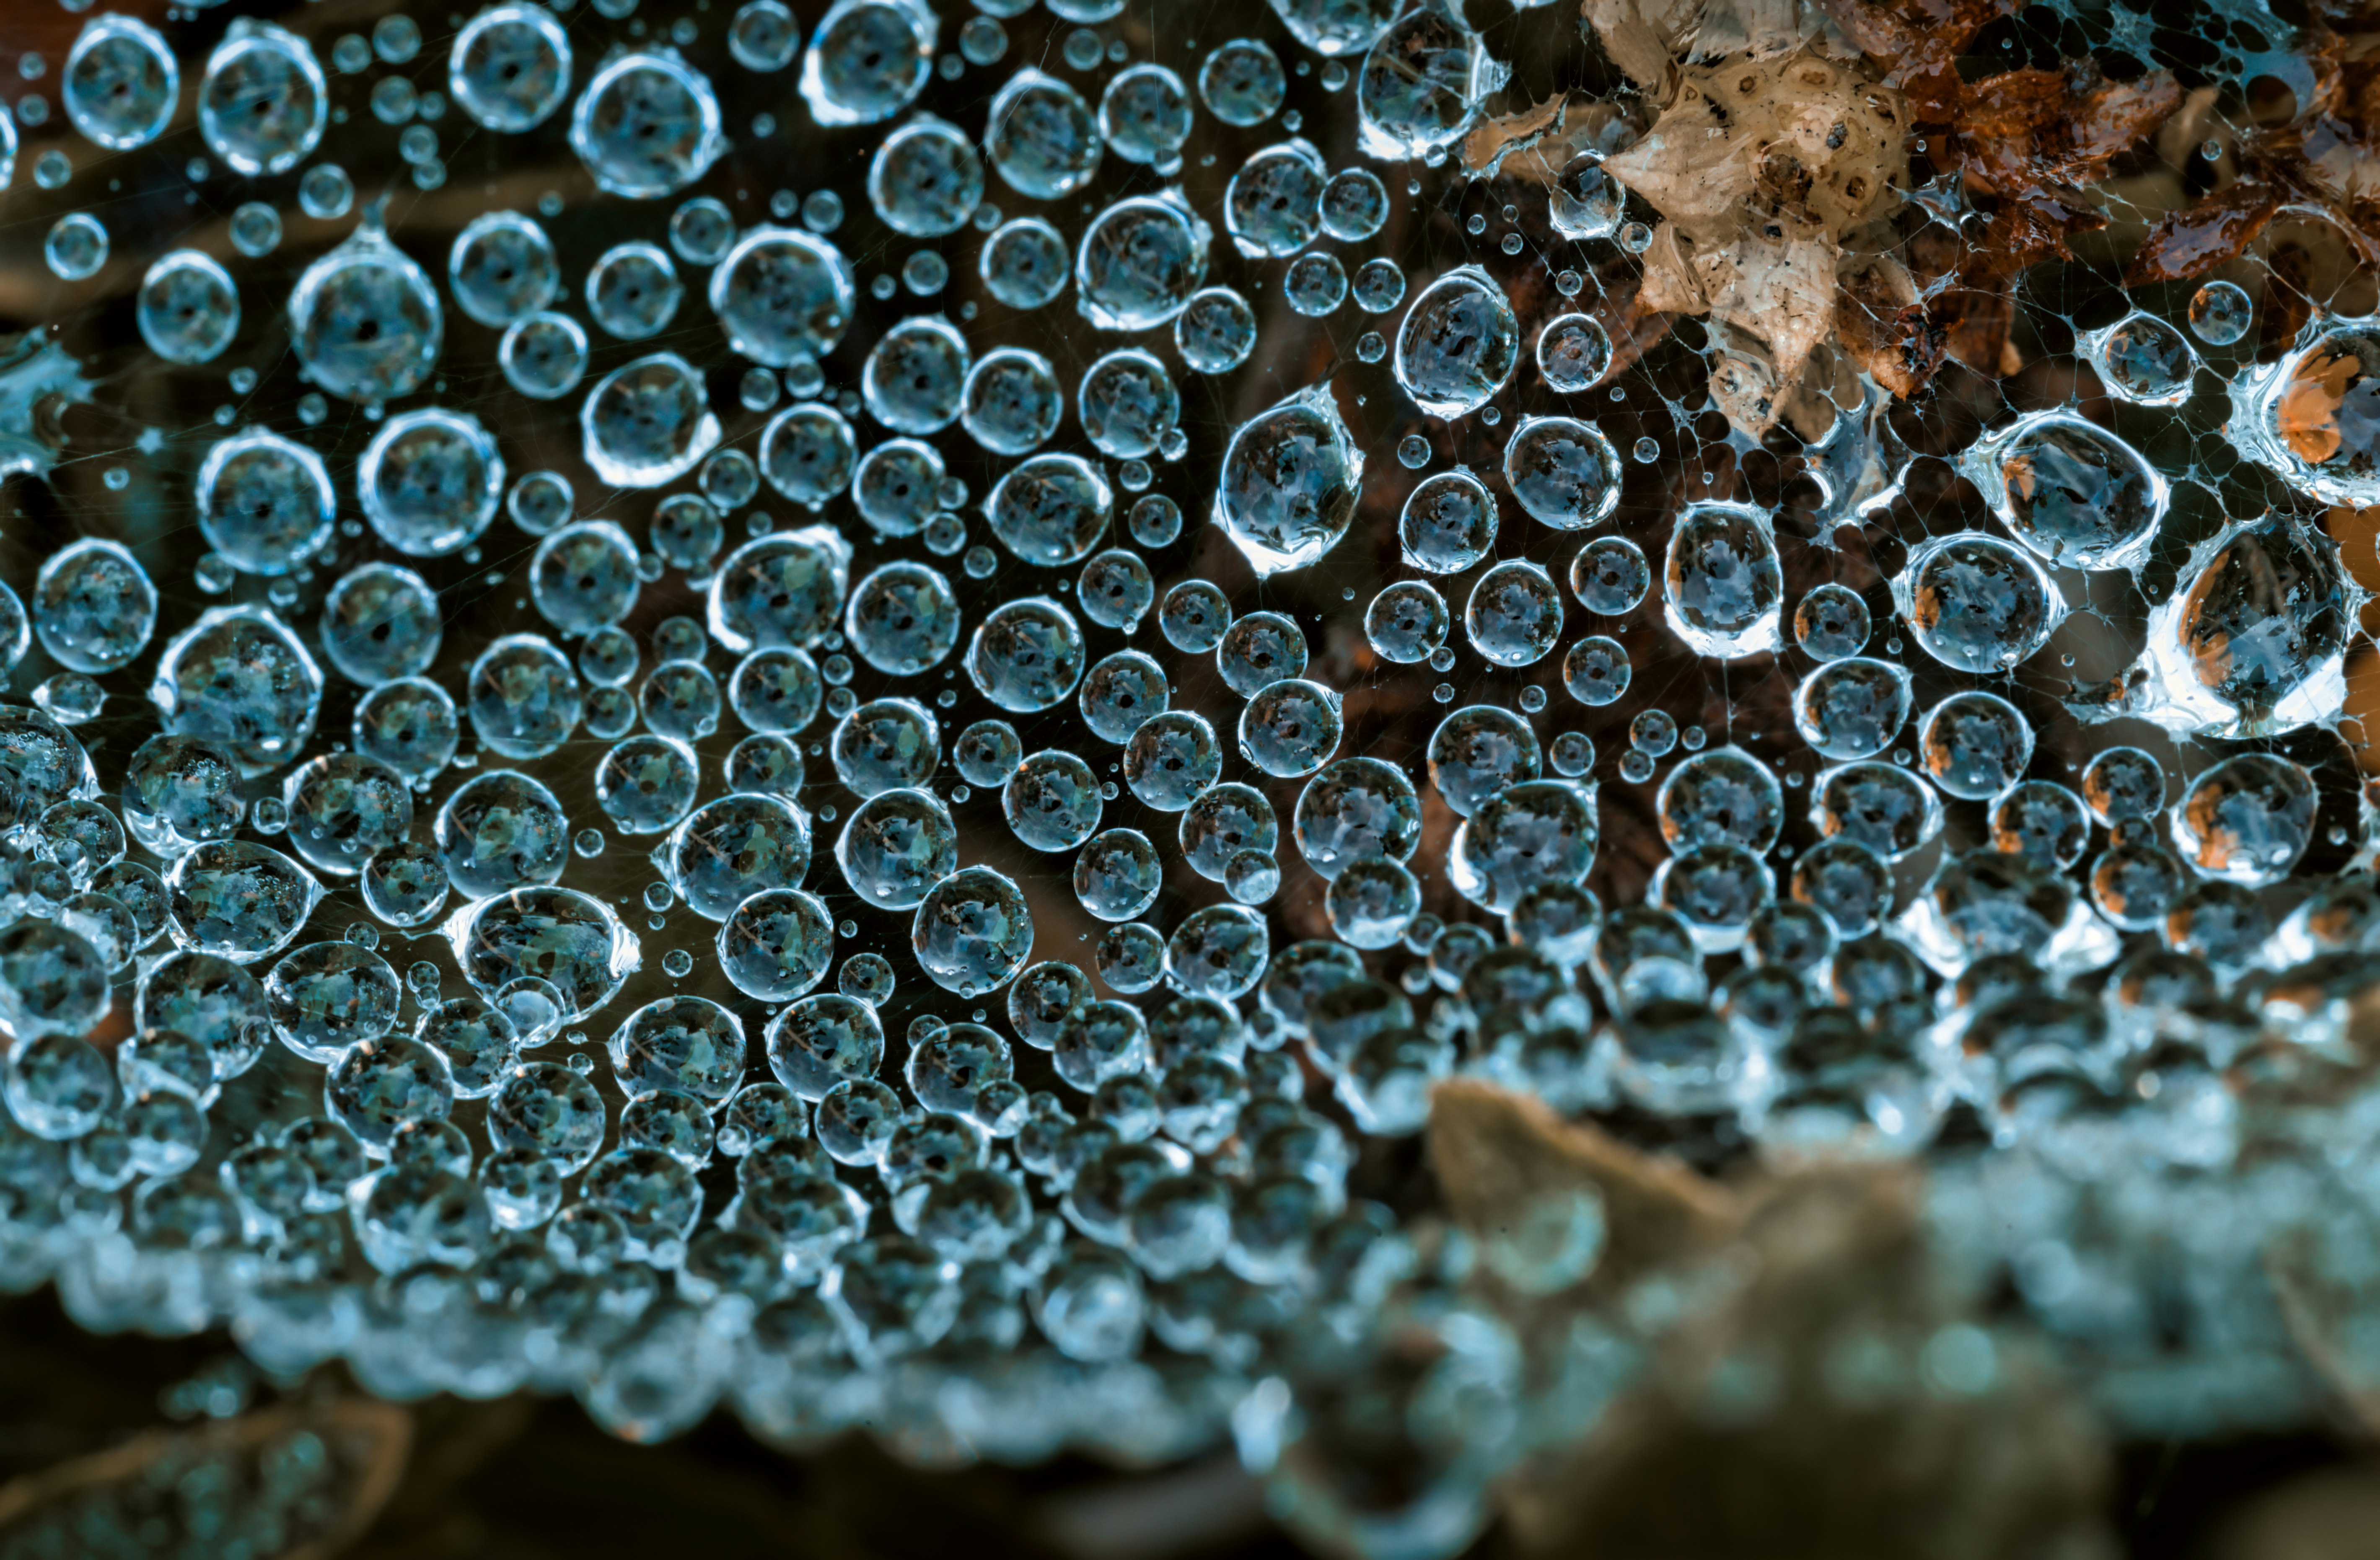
[0,0,2378,1551]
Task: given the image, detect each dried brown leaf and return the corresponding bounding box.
[1601,91,1762,238]
[1836,258,1946,398]
[1709,332,1788,438]
[1937,282,2016,378]
[2065,70,2188,170]
[1937,62,2182,287]
[1603,54,1908,248]
[2341,40,2380,140]
[1956,64,2183,197]
[1955,67,2078,155]
[2124,181,2284,286]
[1695,229,1840,393]
[0,1400,411,1557]
[1971,190,2110,277]
[1580,0,1687,93]
[1461,92,1572,181]
[1427,1079,1738,1297]
[1465,1135,2116,1560]
[2300,31,2349,125]
[1809,0,2020,111]
[1635,222,1707,315]
[1693,0,1827,60]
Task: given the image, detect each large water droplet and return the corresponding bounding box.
[1213,383,1365,577]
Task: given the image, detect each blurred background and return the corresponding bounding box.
[3,0,2380,1553]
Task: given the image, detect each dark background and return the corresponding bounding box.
[0,0,2377,1554]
